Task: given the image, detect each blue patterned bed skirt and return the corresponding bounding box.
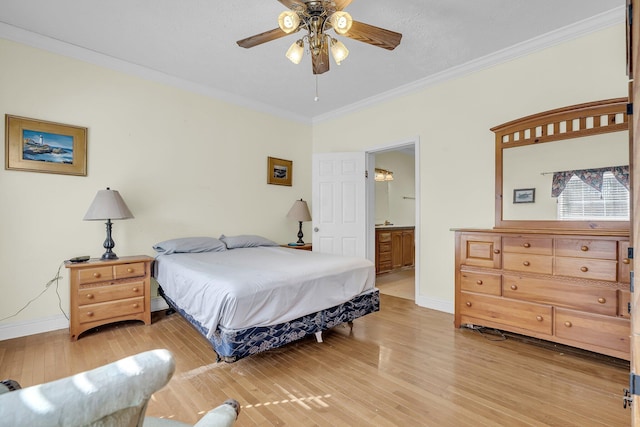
[159,288,380,363]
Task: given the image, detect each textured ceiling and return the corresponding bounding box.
[0,0,624,122]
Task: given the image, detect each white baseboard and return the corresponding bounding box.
[0,296,170,341]
[415,295,454,314]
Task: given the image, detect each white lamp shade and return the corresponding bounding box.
[286,199,312,222]
[83,188,134,221]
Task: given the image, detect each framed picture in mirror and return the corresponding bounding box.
[513,188,535,204]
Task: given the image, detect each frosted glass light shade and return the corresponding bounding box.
[329,11,352,34]
[330,38,349,65]
[278,11,300,33]
[286,40,305,64]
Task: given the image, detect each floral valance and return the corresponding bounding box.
[551,165,629,197]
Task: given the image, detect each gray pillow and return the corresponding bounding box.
[219,234,279,249]
[153,237,227,255]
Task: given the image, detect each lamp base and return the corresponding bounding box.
[101,251,119,260]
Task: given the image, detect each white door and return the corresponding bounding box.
[312,152,367,257]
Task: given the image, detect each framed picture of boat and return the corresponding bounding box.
[5,115,87,176]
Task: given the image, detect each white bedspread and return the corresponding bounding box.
[154,247,376,337]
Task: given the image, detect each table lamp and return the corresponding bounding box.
[286,198,311,245]
[83,187,134,260]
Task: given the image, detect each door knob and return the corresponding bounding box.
[314,227,319,232]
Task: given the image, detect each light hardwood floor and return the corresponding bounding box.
[376,268,415,300]
[0,295,630,426]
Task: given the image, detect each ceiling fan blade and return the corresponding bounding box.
[278,0,306,10]
[312,44,330,75]
[334,0,353,11]
[344,21,402,50]
[237,28,289,49]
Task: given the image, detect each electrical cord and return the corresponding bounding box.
[0,262,69,322]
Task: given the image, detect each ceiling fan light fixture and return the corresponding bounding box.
[286,39,305,64]
[330,38,349,65]
[278,10,300,33]
[329,11,352,35]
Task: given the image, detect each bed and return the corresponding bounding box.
[153,235,379,362]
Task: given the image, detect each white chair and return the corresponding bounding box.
[0,349,239,427]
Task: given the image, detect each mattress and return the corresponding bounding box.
[154,246,376,338]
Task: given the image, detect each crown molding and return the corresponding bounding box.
[312,6,625,124]
[0,21,312,125]
[0,6,624,126]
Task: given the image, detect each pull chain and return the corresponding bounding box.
[314,76,319,102]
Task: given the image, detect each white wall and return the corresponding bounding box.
[312,24,628,311]
[0,39,312,338]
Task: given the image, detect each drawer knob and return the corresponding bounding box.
[510,285,518,290]
[523,243,531,248]
[93,272,101,278]
[493,249,500,254]
[581,245,589,252]
[623,258,630,265]
[598,297,606,304]
[87,311,94,317]
[536,315,543,322]
[127,268,134,273]
[522,261,530,267]
[465,302,472,307]
[476,280,483,285]
[132,287,138,292]
[133,303,139,308]
[86,294,94,299]
[580,266,588,272]
[564,321,572,327]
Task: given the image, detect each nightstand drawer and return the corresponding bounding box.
[114,262,146,279]
[78,280,145,305]
[78,297,145,324]
[77,266,114,285]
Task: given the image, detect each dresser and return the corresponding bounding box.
[375,227,414,274]
[455,229,630,360]
[65,255,153,340]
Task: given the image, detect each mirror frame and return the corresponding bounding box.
[492,98,630,231]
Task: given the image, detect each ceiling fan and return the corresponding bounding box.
[236,0,402,75]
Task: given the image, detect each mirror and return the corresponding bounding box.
[493,98,630,230]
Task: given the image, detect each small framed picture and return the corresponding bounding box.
[267,156,292,186]
[513,188,535,204]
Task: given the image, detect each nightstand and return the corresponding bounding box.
[65,255,153,341]
[281,243,312,251]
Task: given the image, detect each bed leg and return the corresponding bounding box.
[348,321,354,330]
[314,331,323,343]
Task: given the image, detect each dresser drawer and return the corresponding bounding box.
[618,240,631,284]
[77,266,114,285]
[554,239,617,260]
[114,262,146,279]
[555,308,629,354]
[502,274,617,316]
[459,234,501,269]
[459,292,552,335]
[78,296,145,324]
[619,290,631,319]
[554,257,617,281]
[503,253,552,274]
[77,280,146,305]
[503,237,553,255]
[460,271,501,296]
